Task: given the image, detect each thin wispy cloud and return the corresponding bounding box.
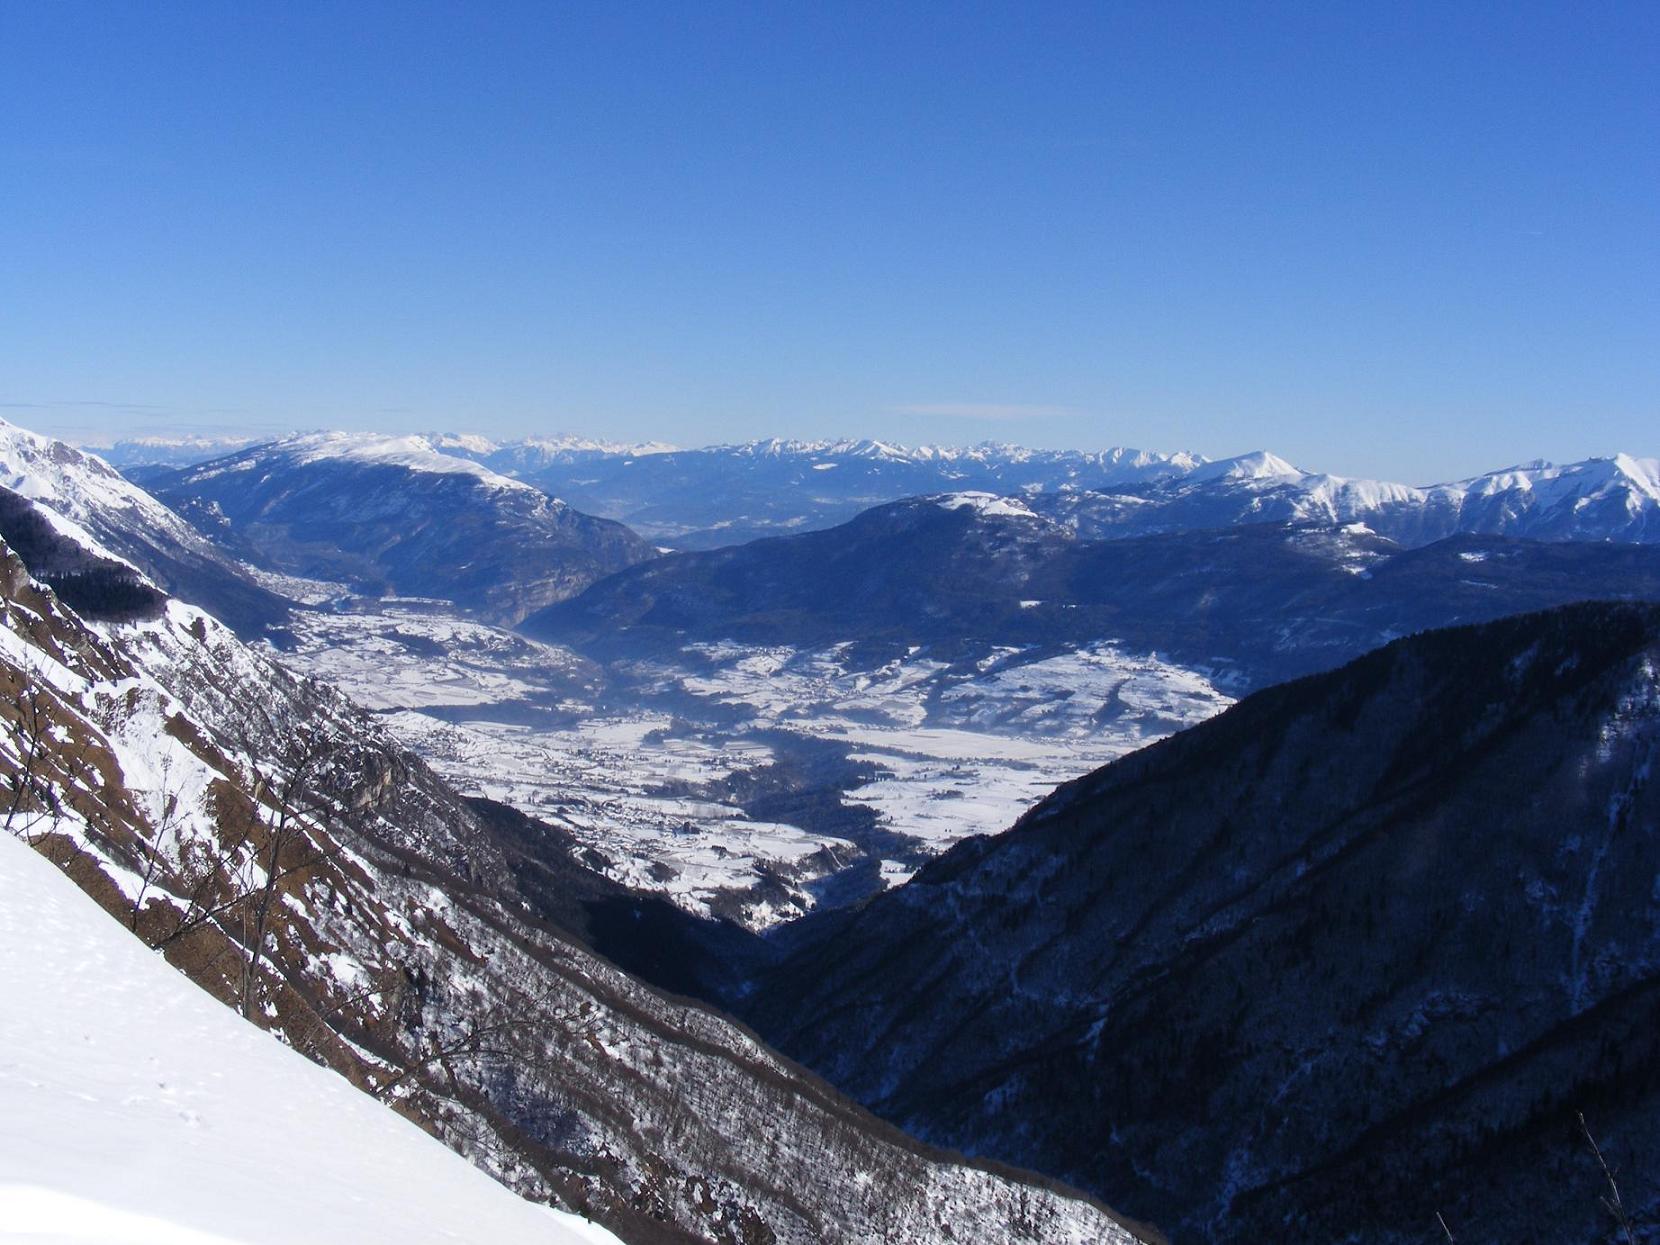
[0,399,171,413]
[891,402,1079,421]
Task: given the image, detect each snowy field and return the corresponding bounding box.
[0,833,620,1245]
[272,606,1233,927]
[279,602,601,712]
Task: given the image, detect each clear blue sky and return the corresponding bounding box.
[2,1,1655,481]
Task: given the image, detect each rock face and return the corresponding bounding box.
[743,603,1660,1244]
[0,506,1149,1245]
[529,492,1660,689]
[144,433,657,625]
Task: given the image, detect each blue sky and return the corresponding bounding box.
[2,1,1655,481]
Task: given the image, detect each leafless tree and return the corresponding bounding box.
[370,1015,525,1101]
[371,995,602,1104]
[2,659,65,845]
[235,728,335,1019]
[145,709,346,1023]
[289,968,406,1063]
[1580,1112,1638,1245]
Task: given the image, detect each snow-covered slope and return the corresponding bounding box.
[264,431,545,492]
[1038,451,1660,546]
[0,420,288,634]
[145,433,657,624]
[0,832,620,1245]
[0,420,222,561]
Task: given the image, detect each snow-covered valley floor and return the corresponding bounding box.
[0,833,620,1245]
[275,603,1235,927]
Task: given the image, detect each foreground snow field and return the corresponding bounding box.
[0,834,620,1245]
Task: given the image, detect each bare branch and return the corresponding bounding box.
[1579,1111,1638,1245]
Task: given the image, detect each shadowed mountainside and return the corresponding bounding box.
[529,493,1660,690]
[743,602,1660,1243]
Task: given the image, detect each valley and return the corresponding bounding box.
[274,595,1232,926]
[15,15,1653,1243]
[6,415,1660,1244]
[45,428,1660,931]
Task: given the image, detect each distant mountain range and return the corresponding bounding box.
[448,437,1204,548]
[85,432,268,471]
[81,423,1660,695]
[743,602,1660,1243]
[1031,449,1660,546]
[104,430,1660,553]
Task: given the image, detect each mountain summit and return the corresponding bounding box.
[145,434,657,624]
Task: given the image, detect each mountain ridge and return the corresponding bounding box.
[141,434,658,625]
[740,601,1660,1243]
[98,428,1660,551]
[527,493,1660,690]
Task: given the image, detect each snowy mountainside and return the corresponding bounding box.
[144,432,657,625]
[0,510,1147,1244]
[0,831,622,1245]
[744,602,1660,1244]
[1035,450,1660,546]
[0,419,288,634]
[0,484,169,624]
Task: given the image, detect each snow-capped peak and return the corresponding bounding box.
[1447,454,1660,506]
[215,432,542,495]
[425,431,500,455]
[932,491,1041,519]
[520,434,677,456]
[0,419,201,542]
[1185,450,1305,484]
